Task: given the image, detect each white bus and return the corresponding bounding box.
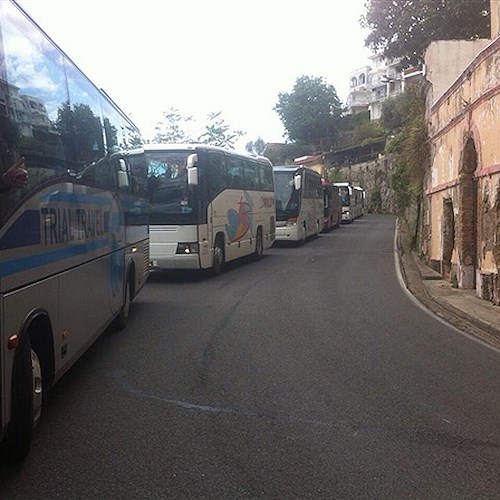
[321,177,342,232]
[274,166,324,241]
[0,1,149,461]
[353,185,366,217]
[127,144,276,274]
[334,182,365,222]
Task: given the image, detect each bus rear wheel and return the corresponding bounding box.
[112,274,132,331]
[313,220,320,238]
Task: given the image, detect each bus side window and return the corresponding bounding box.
[303,173,311,198]
[324,187,330,208]
[207,151,226,198]
[259,165,274,191]
[80,157,114,190]
[128,154,148,197]
[227,159,243,189]
[243,160,259,190]
[315,177,322,198]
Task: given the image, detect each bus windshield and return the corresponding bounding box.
[274,171,301,220]
[338,186,350,206]
[131,151,197,224]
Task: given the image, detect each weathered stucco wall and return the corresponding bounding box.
[425,39,490,105]
[424,34,500,302]
[493,0,500,39]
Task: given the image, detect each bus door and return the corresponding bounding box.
[107,157,128,315]
[202,151,226,269]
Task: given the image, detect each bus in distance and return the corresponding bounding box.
[127,144,276,274]
[0,0,149,461]
[274,166,324,241]
[353,185,366,217]
[334,182,365,223]
[321,178,342,232]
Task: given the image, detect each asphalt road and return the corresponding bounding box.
[1,214,500,498]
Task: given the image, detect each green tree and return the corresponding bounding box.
[245,137,267,156]
[333,111,384,149]
[381,93,408,133]
[263,143,313,166]
[197,112,244,149]
[387,87,429,226]
[153,107,193,144]
[361,0,491,68]
[352,120,384,145]
[274,75,343,149]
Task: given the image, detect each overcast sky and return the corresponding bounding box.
[16,0,372,150]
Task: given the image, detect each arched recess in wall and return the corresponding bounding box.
[441,198,454,280]
[457,137,478,289]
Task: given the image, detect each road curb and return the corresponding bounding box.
[396,221,500,351]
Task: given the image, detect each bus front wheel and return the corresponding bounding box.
[253,228,264,261]
[212,236,225,276]
[4,335,41,462]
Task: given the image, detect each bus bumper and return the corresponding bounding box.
[275,225,300,241]
[150,254,201,270]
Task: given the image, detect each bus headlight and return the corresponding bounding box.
[176,243,199,254]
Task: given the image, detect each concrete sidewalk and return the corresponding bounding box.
[397,232,500,351]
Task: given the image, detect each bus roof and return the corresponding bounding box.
[128,143,272,165]
[273,165,299,172]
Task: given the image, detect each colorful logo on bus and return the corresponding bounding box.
[225,193,253,243]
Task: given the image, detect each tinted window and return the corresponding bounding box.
[206,151,226,199]
[64,60,105,173]
[259,164,274,191]
[227,158,243,189]
[243,160,259,190]
[0,3,141,227]
[0,2,70,224]
[127,152,149,198]
[304,171,322,198]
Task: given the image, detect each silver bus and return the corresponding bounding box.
[0,0,149,461]
[274,166,324,241]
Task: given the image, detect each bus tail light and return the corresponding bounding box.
[176,243,199,254]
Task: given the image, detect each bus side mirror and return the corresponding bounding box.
[187,167,198,185]
[294,174,302,191]
[187,154,198,168]
[118,159,130,189]
[186,154,198,185]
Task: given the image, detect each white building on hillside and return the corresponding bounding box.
[346,54,418,120]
